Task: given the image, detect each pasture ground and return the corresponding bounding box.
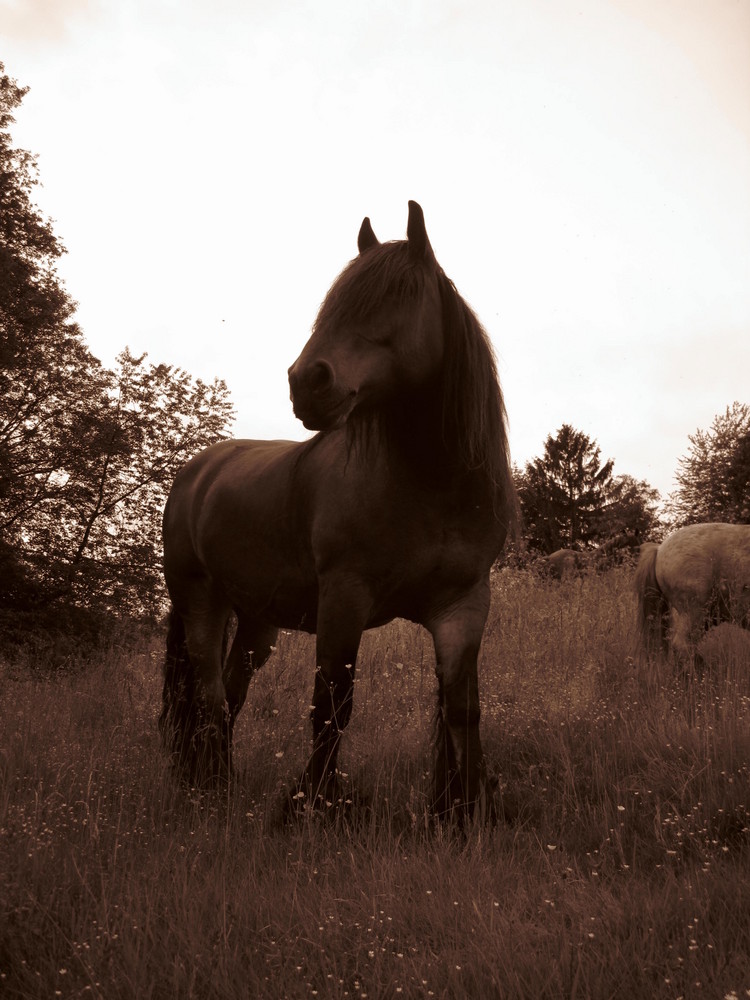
[1,567,750,999]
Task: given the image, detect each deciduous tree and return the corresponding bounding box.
[0,63,106,603]
[0,66,235,638]
[54,349,235,618]
[668,402,750,526]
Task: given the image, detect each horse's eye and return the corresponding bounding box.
[359,329,393,347]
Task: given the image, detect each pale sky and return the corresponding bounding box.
[2,0,749,499]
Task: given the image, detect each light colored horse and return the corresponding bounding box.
[634,522,750,666]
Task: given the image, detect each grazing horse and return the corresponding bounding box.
[542,548,590,580]
[634,522,750,667]
[159,201,516,822]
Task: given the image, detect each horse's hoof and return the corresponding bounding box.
[277,774,358,826]
[430,774,500,830]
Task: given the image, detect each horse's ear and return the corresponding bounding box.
[407,200,435,263]
[357,217,379,253]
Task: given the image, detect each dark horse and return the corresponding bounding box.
[634,522,750,666]
[159,201,516,821]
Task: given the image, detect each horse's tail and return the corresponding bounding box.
[634,542,669,658]
[158,605,197,776]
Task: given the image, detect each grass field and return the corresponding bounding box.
[2,566,750,999]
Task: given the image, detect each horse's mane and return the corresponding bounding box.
[435,270,515,513]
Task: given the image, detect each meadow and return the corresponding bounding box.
[1,566,750,1000]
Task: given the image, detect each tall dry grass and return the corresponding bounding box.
[1,566,749,999]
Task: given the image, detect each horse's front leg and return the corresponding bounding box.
[300,577,370,810]
[427,579,492,824]
[222,618,278,762]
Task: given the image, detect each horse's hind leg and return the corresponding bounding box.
[222,618,278,761]
[427,580,492,825]
[164,590,232,787]
[160,607,196,778]
[673,610,710,724]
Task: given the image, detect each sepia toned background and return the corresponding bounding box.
[2,0,749,499]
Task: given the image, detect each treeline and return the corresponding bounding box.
[513,403,750,563]
[1,65,234,645]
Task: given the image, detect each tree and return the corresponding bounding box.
[517,425,616,553]
[0,63,107,598]
[66,350,234,618]
[726,431,750,523]
[0,65,71,367]
[0,66,236,636]
[595,474,662,564]
[667,402,750,526]
[8,349,235,622]
[516,425,662,556]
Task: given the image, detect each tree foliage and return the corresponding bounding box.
[600,474,662,554]
[0,65,235,640]
[517,424,661,556]
[518,424,615,552]
[726,431,750,523]
[0,64,97,539]
[14,350,235,619]
[668,402,750,526]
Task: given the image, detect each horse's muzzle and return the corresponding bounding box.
[288,360,353,430]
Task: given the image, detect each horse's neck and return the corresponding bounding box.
[350,389,486,494]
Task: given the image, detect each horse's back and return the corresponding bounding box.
[163,438,318,620]
[656,522,750,614]
[164,438,303,553]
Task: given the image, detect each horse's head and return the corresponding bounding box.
[288,201,443,431]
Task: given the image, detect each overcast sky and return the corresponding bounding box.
[2,0,749,499]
